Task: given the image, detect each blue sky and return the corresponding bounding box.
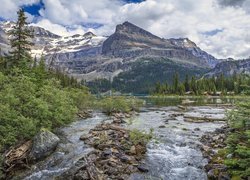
[23,1,44,16]
[0,0,250,59]
[22,0,145,18]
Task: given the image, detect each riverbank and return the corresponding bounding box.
[0,96,143,179]
[200,125,231,179]
[3,98,238,179]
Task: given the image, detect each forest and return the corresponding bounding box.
[153,72,250,96]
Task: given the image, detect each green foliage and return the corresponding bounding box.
[129,128,153,145]
[153,73,250,96]
[0,70,81,150]
[86,79,112,94]
[68,88,95,110]
[0,154,3,179]
[225,101,250,178]
[98,96,143,115]
[0,10,98,177]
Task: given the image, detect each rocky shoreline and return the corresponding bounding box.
[200,125,232,180]
[56,112,151,179]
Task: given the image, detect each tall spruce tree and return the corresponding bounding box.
[9,9,33,67]
[173,72,179,93]
[184,74,190,92]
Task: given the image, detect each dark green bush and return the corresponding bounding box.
[225,102,250,178]
[0,71,81,150]
[98,96,143,114]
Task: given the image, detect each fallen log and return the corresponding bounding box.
[184,115,225,122]
[4,140,32,172]
[177,105,187,110]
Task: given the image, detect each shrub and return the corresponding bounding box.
[225,101,250,178]
[0,72,79,150]
[129,128,153,145]
[98,96,143,115]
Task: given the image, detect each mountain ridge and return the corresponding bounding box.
[1,20,248,92]
[102,21,220,68]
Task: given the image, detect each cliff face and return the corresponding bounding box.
[102,22,219,68]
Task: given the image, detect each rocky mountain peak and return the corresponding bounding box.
[115,21,161,40]
[83,32,96,38]
[30,26,60,38]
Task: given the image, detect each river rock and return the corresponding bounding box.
[137,164,149,172]
[29,129,60,161]
[219,172,231,180]
[226,154,232,159]
[159,125,166,128]
[207,169,217,179]
[194,127,200,131]
[102,149,112,158]
[130,145,136,155]
[79,134,90,141]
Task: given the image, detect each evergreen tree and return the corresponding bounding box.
[0,49,6,71]
[155,82,161,94]
[184,74,190,92]
[190,76,196,93]
[178,84,185,95]
[173,72,179,93]
[8,9,33,68]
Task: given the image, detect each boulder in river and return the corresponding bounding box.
[29,129,60,161]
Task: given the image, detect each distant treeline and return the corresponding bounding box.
[153,72,250,96]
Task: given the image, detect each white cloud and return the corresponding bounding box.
[0,0,39,20]
[1,0,250,59]
[31,19,92,36]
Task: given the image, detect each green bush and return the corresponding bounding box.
[0,71,80,150]
[129,128,153,145]
[225,101,250,178]
[98,96,143,115]
[68,88,95,110]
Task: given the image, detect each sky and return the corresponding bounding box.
[0,0,250,59]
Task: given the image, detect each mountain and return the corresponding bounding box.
[0,21,106,62]
[102,22,219,68]
[204,58,250,78]
[0,21,232,93]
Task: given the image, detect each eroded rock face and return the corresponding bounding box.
[102,21,219,68]
[29,130,60,161]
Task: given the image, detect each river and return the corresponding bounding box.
[21,97,233,180]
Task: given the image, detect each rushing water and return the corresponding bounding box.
[23,113,109,180]
[21,97,232,180]
[127,106,226,180]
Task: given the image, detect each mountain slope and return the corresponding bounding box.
[102,21,219,68]
[0,21,106,58]
[0,21,226,93]
[204,58,250,77]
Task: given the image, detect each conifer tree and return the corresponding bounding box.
[9,9,33,67]
[173,72,179,93]
[184,74,190,92]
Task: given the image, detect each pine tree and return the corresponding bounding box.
[8,9,33,68]
[173,72,179,93]
[190,76,196,93]
[155,82,161,94]
[0,48,6,71]
[184,74,190,92]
